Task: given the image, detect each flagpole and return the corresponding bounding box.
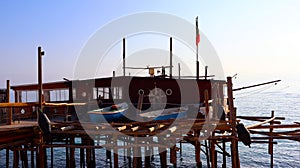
[196,45,199,80]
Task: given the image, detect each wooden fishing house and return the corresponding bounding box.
[10,75,227,121]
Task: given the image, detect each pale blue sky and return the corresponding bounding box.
[1,0,300,92]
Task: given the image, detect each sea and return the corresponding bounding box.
[1,91,300,167]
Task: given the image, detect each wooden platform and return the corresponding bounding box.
[0,121,38,148]
[0,121,37,130]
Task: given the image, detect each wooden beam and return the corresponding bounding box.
[246,117,276,129]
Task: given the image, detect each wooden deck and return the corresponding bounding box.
[0,121,37,130]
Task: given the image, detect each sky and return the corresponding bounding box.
[1,0,300,92]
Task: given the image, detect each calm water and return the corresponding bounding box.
[1,91,299,167]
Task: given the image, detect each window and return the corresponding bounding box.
[223,84,228,98]
[49,89,69,102]
[112,87,122,99]
[93,87,123,100]
[19,90,38,102]
[72,88,76,100]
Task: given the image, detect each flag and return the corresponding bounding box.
[196,16,200,46]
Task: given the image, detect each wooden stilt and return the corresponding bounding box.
[92,143,96,168]
[80,138,85,168]
[38,134,44,168]
[20,145,28,168]
[6,148,9,168]
[133,137,142,168]
[43,146,47,168]
[87,138,95,167]
[210,140,216,168]
[86,138,91,168]
[105,135,112,167]
[80,148,84,168]
[13,148,19,168]
[31,144,34,168]
[195,130,202,168]
[227,77,240,168]
[230,108,239,168]
[179,140,182,157]
[126,137,132,167]
[159,150,167,168]
[123,138,126,162]
[151,140,154,161]
[205,140,210,168]
[50,141,53,168]
[66,138,69,168]
[170,146,177,168]
[269,111,274,168]
[113,138,118,168]
[144,146,151,168]
[222,140,226,168]
[70,137,75,168]
[159,137,167,168]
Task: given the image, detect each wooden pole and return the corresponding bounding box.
[210,140,217,168]
[227,77,234,122]
[51,141,54,168]
[178,63,181,79]
[222,140,226,168]
[133,137,142,168]
[127,137,132,168]
[38,46,44,111]
[13,149,19,168]
[6,80,12,125]
[205,140,210,168]
[233,80,281,92]
[231,108,239,168]
[145,146,151,168]
[227,77,240,168]
[70,138,75,168]
[113,136,118,168]
[20,146,28,168]
[65,138,69,168]
[170,146,177,167]
[80,138,85,168]
[123,38,126,76]
[159,137,167,168]
[170,37,173,78]
[194,130,202,168]
[106,136,112,167]
[269,111,274,168]
[38,133,44,168]
[31,143,34,168]
[204,90,209,117]
[6,148,10,168]
[196,61,199,80]
[204,66,208,80]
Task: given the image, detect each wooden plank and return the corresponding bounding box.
[246,117,275,129]
[0,102,37,107]
[0,102,85,108]
[44,102,86,106]
[237,116,285,120]
[249,124,300,129]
